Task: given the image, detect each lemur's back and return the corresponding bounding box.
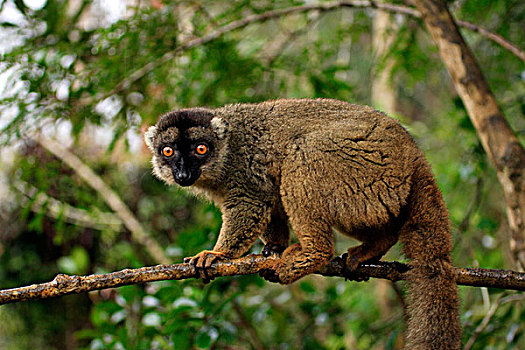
[220,98,419,168]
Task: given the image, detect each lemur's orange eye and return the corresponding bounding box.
[195,144,208,156]
[162,146,174,157]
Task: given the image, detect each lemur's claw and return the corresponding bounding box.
[184,250,230,283]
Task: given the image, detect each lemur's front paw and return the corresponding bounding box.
[184,250,230,284]
[261,243,287,257]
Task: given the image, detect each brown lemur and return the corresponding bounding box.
[145,98,461,349]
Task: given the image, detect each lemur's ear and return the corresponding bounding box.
[144,126,157,150]
[211,117,227,139]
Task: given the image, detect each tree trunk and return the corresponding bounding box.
[371,9,398,114]
[412,0,525,270]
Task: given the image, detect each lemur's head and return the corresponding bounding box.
[145,108,228,187]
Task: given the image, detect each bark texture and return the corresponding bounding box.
[413,0,525,270]
[1,255,524,305]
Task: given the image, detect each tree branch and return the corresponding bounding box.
[455,19,525,63]
[232,299,265,350]
[13,180,123,231]
[77,0,524,106]
[0,254,524,305]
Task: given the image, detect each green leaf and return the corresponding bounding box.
[57,246,90,274]
[195,330,212,349]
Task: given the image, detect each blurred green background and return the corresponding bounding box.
[0,0,524,349]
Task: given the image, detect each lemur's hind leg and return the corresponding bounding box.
[345,230,399,271]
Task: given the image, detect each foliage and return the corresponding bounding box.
[0,0,524,349]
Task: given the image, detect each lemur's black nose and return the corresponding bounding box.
[175,171,190,182]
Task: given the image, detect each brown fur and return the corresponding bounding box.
[146,98,461,349]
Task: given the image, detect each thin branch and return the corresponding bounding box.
[0,255,524,305]
[13,180,123,231]
[77,0,524,106]
[261,13,321,67]
[69,0,91,27]
[195,6,220,29]
[458,176,483,232]
[32,134,170,264]
[455,19,525,63]
[232,299,265,350]
[464,293,525,350]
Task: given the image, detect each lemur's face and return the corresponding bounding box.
[145,109,227,187]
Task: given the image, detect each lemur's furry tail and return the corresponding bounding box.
[400,160,461,349]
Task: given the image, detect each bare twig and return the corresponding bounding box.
[32,134,170,264]
[464,293,525,350]
[0,255,524,305]
[77,0,524,106]
[455,19,525,63]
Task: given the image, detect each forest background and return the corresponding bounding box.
[0,0,524,349]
